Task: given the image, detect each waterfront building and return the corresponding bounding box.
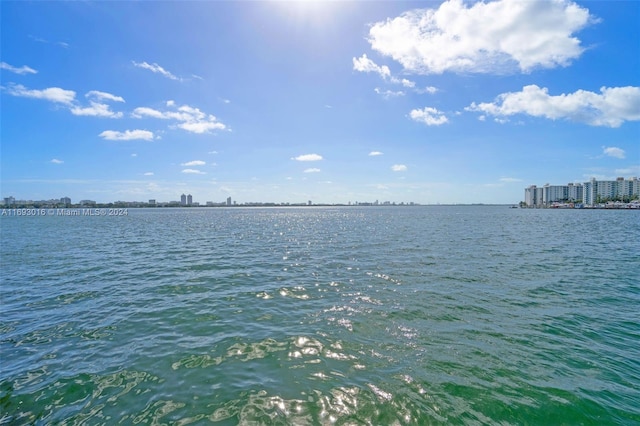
[524,185,544,207]
[180,194,187,206]
[543,184,567,205]
[541,183,583,205]
[530,177,639,207]
[60,197,71,205]
[567,183,583,203]
[187,194,193,206]
[226,196,232,206]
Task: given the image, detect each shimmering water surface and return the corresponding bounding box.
[1,206,639,425]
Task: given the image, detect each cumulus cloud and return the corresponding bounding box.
[3,84,128,119]
[391,164,408,172]
[466,85,640,127]
[418,86,438,94]
[353,54,391,78]
[132,103,226,134]
[51,158,64,164]
[396,78,415,88]
[4,83,75,104]
[182,169,206,175]
[304,168,321,173]
[292,154,323,161]
[86,90,125,103]
[71,102,123,118]
[375,88,405,98]
[181,160,206,166]
[603,146,626,159]
[369,151,384,156]
[143,172,154,176]
[367,0,594,74]
[99,129,154,141]
[409,107,449,126]
[133,61,180,80]
[1,62,37,75]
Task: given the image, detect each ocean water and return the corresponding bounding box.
[1,206,639,425]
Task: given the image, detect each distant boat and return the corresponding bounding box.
[510,205,519,208]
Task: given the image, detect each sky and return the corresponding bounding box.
[1,0,639,205]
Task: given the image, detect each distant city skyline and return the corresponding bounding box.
[2,194,423,208]
[1,1,639,204]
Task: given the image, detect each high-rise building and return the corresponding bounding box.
[567,183,583,202]
[181,194,187,205]
[531,177,638,207]
[540,183,583,205]
[187,194,193,205]
[524,185,543,207]
[226,196,232,206]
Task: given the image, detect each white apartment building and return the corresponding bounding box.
[584,177,639,205]
[526,177,638,207]
[524,185,545,207]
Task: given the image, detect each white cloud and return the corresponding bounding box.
[400,79,414,88]
[131,153,138,157]
[292,154,323,161]
[71,102,123,118]
[179,120,225,134]
[603,146,626,159]
[409,107,449,126]
[86,90,125,103]
[499,177,522,183]
[352,54,391,78]
[144,172,154,176]
[418,86,438,94]
[132,107,166,119]
[51,158,64,164]
[29,35,68,48]
[466,85,640,127]
[304,168,321,173]
[4,83,75,104]
[181,160,206,166]
[369,151,383,156]
[99,130,154,141]
[391,164,408,172]
[615,165,640,175]
[132,104,226,134]
[375,88,405,98]
[182,169,206,175]
[367,0,594,74]
[1,62,37,75]
[166,100,176,107]
[132,61,180,80]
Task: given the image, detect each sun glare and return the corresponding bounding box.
[271,0,341,26]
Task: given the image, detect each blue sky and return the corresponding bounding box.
[1,0,639,204]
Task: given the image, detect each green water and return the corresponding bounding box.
[1,206,639,424]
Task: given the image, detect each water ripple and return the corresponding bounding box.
[1,207,639,424]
